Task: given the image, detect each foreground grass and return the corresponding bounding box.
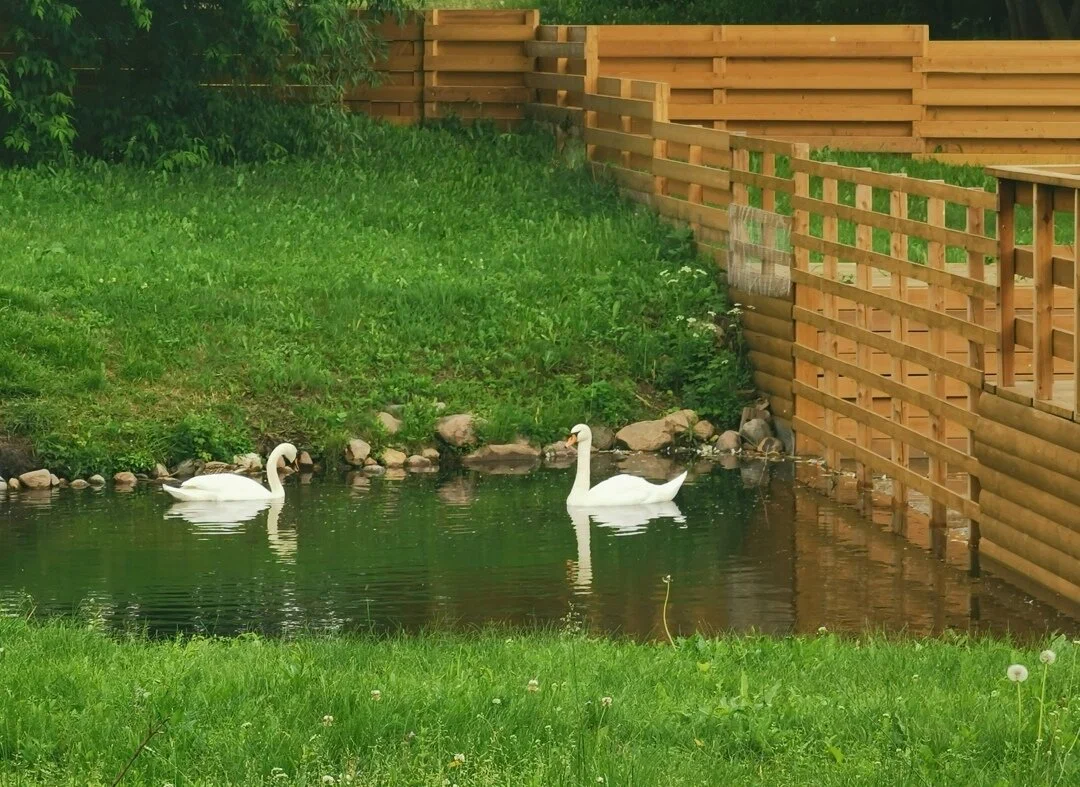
[1,619,1079,785]
[0,121,742,476]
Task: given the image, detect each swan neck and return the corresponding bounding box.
[571,438,591,498]
[266,446,285,497]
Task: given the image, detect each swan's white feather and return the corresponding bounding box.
[161,445,295,502]
[578,470,687,506]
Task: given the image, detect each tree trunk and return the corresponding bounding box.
[1035,0,1074,37]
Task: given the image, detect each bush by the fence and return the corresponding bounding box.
[0,0,407,166]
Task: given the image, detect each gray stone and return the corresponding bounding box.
[152,463,171,479]
[405,454,432,470]
[171,459,200,478]
[773,419,795,456]
[344,438,371,466]
[421,447,440,462]
[664,408,698,435]
[436,413,477,448]
[717,430,742,453]
[362,464,386,476]
[18,469,52,489]
[233,453,263,474]
[363,456,377,467]
[377,411,403,436]
[88,474,106,486]
[543,440,576,457]
[0,478,7,493]
[113,471,137,486]
[49,473,60,487]
[591,425,617,451]
[70,479,90,490]
[739,417,773,447]
[298,450,315,470]
[381,448,407,469]
[615,420,674,452]
[464,441,541,464]
[692,419,716,442]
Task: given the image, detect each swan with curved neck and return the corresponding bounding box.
[565,424,686,506]
[162,443,297,502]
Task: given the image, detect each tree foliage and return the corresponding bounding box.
[0,1,408,165]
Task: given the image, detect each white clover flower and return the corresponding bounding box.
[241,721,252,729]
[1041,650,1057,665]
[453,753,466,764]
[1008,664,1029,682]
[601,696,613,708]
[817,626,827,633]
[527,679,540,693]
[322,777,336,786]
[371,689,382,701]
[322,714,335,726]
[492,697,502,706]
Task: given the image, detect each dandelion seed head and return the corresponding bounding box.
[601,696,613,707]
[527,678,540,693]
[322,777,336,786]
[322,714,334,726]
[492,697,502,705]
[1041,649,1057,665]
[370,689,382,701]
[454,753,466,763]
[1008,664,1029,682]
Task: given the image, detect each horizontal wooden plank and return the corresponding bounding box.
[524,72,586,92]
[923,153,1080,166]
[425,86,531,103]
[593,162,653,194]
[790,195,999,257]
[793,344,980,430]
[790,158,998,210]
[583,127,654,156]
[793,380,977,474]
[742,310,795,342]
[425,24,536,42]
[917,57,1080,74]
[728,288,793,321]
[793,416,979,518]
[917,121,1080,140]
[748,350,794,380]
[425,55,533,72]
[344,86,422,102]
[916,88,1080,107]
[794,234,998,301]
[723,24,928,41]
[674,103,922,122]
[744,329,793,359]
[652,157,730,191]
[721,73,923,89]
[652,121,730,150]
[525,40,585,59]
[791,269,997,346]
[729,168,795,194]
[793,307,984,386]
[653,194,729,232]
[1013,317,1075,360]
[729,134,797,155]
[581,93,655,120]
[754,369,792,400]
[1014,247,1075,287]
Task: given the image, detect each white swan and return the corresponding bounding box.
[565,424,687,506]
[161,443,297,502]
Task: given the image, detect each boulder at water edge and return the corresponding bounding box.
[377,411,403,436]
[171,459,200,478]
[693,419,716,442]
[405,454,432,470]
[758,436,785,455]
[152,463,171,479]
[591,425,617,451]
[616,420,674,452]
[421,447,440,463]
[298,451,315,470]
[344,439,371,466]
[113,471,137,486]
[739,418,773,447]
[0,478,7,493]
[8,478,19,491]
[436,414,477,448]
[717,430,742,453]
[70,479,89,489]
[664,409,698,435]
[88,474,106,486]
[18,469,52,489]
[233,453,263,474]
[381,448,407,469]
[464,442,541,464]
[49,474,61,487]
[543,440,576,457]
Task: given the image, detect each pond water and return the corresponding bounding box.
[2,456,1077,641]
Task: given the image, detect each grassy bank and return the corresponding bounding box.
[1,618,1078,784]
[0,120,743,477]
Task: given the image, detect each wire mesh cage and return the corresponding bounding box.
[727,203,794,298]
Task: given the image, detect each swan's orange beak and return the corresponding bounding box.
[566,434,578,448]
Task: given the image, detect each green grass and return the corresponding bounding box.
[0,119,746,477]
[2,617,1080,784]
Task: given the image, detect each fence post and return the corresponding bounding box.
[1075,190,1080,416]
[651,82,670,201]
[854,178,874,510]
[791,142,818,456]
[583,26,599,155]
[1034,182,1055,401]
[913,25,929,155]
[998,179,1017,389]
[423,9,438,124]
[889,178,909,533]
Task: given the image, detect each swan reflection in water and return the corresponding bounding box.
[566,501,685,592]
[164,499,295,562]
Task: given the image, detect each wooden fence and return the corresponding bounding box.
[540,70,1080,610]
